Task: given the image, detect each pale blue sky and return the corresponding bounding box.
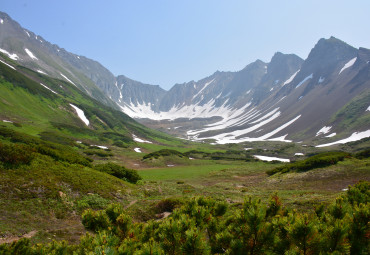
[1,0,370,90]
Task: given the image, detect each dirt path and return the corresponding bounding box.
[125,200,138,209]
[0,230,37,244]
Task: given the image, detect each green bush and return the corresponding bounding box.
[345,181,370,205]
[354,148,370,159]
[12,122,22,128]
[267,151,351,175]
[143,149,185,160]
[0,142,35,168]
[155,198,183,213]
[105,203,124,223]
[81,209,110,232]
[84,149,113,157]
[94,162,142,184]
[76,194,110,211]
[112,140,128,148]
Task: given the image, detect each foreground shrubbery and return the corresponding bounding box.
[267,151,351,175]
[1,181,368,254]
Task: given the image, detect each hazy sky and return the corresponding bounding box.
[1,0,370,90]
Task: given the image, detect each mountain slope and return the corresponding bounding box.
[132,38,370,144]
[0,56,182,149]
[1,11,368,145]
[0,11,117,109]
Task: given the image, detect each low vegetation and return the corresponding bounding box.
[267,151,352,175]
[143,149,186,160]
[1,182,368,254]
[94,163,142,184]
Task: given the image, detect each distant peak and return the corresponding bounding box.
[316,36,351,47]
[270,51,303,62]
[272,51,284,57]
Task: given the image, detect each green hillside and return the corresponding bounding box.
[0,58,185,149]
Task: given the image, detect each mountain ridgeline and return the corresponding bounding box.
[0,11,369,145]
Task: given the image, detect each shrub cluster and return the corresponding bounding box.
[0,142,35,169]
[0,126,92,167]
[1,181,368,254]
[267,151,351,175]
[84,148,113,158]
[94,162,142,184]
[184,149,255,161]
[143,149,185,160]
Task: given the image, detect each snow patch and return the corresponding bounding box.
[120,97,239,121]
[283,70,300,86]
[91,145,108,150]
[37,69,47,75]
[318,76,325,83]
[295,153,304,156]
[250,108,280,124]
[192,78,215,100]
[325,133,336,138]
[316,126,331,136]
[339,57,357,74]
[296,73,313,88]
[0,19,3,24]
[366,105,370,111]
[167,164,175,167]
[69,104,89,126]
[258,115,301,140]
[25,30,30,37]
[60,73,76,86]
[0,59,16,70]
[134,147,142,153]
[244,148,252,150]
[40,83,58,94]
[316,130,370,147]
[268,135,292,143]
[132,134,153,144]
[24,48,38,60]
[3,120,13,123]
[0,48,19,60]
[253,155,290,162]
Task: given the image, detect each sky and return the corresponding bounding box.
[1,0,370,90]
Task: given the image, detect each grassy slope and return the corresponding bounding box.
[0,60,187,148]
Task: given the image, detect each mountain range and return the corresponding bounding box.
[0,11,369,145]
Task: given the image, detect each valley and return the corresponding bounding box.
[0,10,369,254]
